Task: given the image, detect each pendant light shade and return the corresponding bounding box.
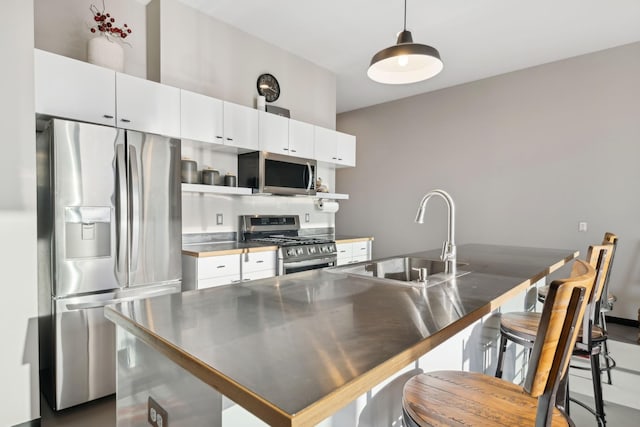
[368,1,443,84]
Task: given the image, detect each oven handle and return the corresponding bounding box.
[282,256,337,269]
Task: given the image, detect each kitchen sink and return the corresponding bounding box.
[328,256,470,287]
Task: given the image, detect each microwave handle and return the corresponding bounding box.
[306,162,313,191]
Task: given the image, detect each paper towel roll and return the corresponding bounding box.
[256,95,266,111]
[316,199,339,213]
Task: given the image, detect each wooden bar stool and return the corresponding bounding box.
[402,259,595,427]
[539,233,617,384]
[498,245,611,426]
[598,233,618,383]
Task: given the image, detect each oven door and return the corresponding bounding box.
[280,256,337,275]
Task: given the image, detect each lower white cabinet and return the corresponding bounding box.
[182,253,242,290]
[336,240,372,266]
[241,251,276,282]
[182,250,277,290]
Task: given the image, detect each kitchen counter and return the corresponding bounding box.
[334,235,374,243]
[182,241,278,257]
[106,244,577,426]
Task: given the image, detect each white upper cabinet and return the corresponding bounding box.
[34,49,116,127]
[259,111,289,154]
[223,101,259,150]
[116,73,181,137]
[336,131,356,167]
[314,126,356,167]
[314,126,338,163]
[260,113,315,159]
[180,89,224,144]
[288,119,315,159]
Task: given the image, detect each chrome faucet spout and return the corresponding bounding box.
[415,189,456,275]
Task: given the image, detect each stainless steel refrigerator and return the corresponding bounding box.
[37,118,182,410]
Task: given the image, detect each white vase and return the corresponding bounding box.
[87,36,124,72]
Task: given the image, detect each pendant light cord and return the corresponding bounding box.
[403,0,407,31]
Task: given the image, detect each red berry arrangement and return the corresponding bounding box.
[89,1,132,41]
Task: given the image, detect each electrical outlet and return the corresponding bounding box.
[579,222,587,232]
[148,396,168,427]
[216,213,223,225]
[305,213,310,223]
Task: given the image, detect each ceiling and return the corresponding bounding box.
[174,0,640,113]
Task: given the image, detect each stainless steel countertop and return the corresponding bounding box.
[106,244,577,426]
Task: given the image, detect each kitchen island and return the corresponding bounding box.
[105,244,577,427]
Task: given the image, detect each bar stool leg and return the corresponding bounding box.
[599,312,614,385]
[591,352,606,425]
[495,334,508,378]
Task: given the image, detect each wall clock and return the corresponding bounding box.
[256,73,280,103]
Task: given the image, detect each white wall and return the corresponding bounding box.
[157,0,337,129]
[34,0,147,78]
[0,1,39,425]
[336,42,640,321]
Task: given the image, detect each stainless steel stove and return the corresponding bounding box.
[240,215,337,275]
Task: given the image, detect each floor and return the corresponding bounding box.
[40,323,640,427]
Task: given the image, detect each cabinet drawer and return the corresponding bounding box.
[198,275,241,290]
[198,254,241,279]
[242,251,276,274]
[336,243,352,259]
[242,269,276,282]
[351,255,369,264]
[352,242,369,255]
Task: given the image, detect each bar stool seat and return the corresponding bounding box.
[403,371,571,426]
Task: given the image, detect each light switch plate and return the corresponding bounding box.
[305,213,310,223]
[216,213,223,225]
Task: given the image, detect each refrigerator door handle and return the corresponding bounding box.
[64,288,174,311]
[129,144,141,273]
[116,142,127,280]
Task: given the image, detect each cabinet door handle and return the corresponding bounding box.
[226,137,233,141]
[332,157,337,160]
[217,265,226,268]
[243,278,251,282]
[215,136,223,139]
[120,118,131,123]
[291,149,297,153]
[338,158,343,161]
[231,279,241,283]
[283,147,289,151]
[103,114,114,119]
[256,260,264,264]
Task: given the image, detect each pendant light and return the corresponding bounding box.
[367,0,443,84]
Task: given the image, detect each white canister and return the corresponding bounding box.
[256,95,266,111]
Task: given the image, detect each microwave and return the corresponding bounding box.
[238,151,316,196]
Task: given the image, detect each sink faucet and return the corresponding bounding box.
[415,189,457,275]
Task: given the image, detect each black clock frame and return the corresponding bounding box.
[256,73,280,103]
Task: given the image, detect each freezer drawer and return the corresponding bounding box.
[49,284,180,410]
[54,295,116,410]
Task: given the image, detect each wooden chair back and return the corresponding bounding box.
[576,245,611,348]
[523,259,596,425]
[600,232,618,308]
[585,244,613,304]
